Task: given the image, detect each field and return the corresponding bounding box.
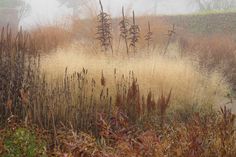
[0,7,236,157]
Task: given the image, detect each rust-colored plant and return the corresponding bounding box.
[157,89,172,128]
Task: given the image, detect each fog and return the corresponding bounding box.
[21,0,196,27]
[21,0,69,27]
[102,0,195,15]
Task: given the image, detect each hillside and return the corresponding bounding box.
[159,12,236,36]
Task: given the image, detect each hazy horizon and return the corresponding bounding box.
[21,0,196,28]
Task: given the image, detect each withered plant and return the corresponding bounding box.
[119,6,130,55]
[129,11,140,54]
[145,21,153,53]
[96,0,113,53]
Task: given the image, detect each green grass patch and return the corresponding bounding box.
[2,128,47,157]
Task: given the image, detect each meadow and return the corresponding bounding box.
[0,4,236,157]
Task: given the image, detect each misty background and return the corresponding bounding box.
[21,0,196,28]
[0,0,235,29]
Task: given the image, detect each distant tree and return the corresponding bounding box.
[193,0,236,11]
[0,0,30,28]
[57,0,91,17]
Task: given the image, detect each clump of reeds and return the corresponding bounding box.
[96,0,113,53]
[0,25,40,125]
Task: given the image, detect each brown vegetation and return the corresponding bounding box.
[30,25,72,52]
[0,2,235,156]
[179,34,236,89]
